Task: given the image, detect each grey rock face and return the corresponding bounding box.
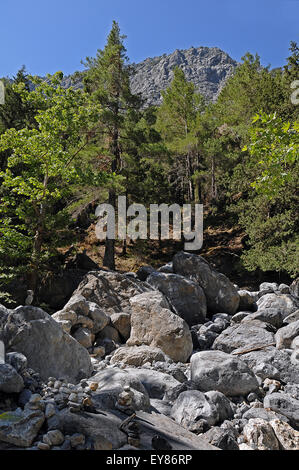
[173,251,240,315]
[212,321,275,354]
[257,294,298,319]
[242,309,283,329]
[127,291,193,363]
[0,363,24,393]
[0,408,45,447]
[130,46,237,106]
[170,389,234,429]
[202,426,239,450]
[110,345,167,367]
[275,320,299,350]
[237,290,257,311]
[241,347,299,385]
[146,272,207,325]
[126,368,181,400]
[57,408,127,450]
[190,350,259,396]
[72,270,151,315]
[0,306,93,383]
[263,393,299,428]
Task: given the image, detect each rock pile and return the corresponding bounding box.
[0,251,298,450]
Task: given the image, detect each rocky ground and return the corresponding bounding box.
[0,251,298,451]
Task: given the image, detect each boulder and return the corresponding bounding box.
[0,408,45,447]
[263,393,299,428]
[127,291,193,363]
[57,408,127,450]
[0,306,93,383]
[257,294,298,319]
[171,390,234,429]
[72,270,150,315]
[275,320,299,350]
[111,346,167,367]
[135,410,218,450]
[237,290,257,311]
[136,265,156,281]
[212,321,275,354]
[243,418,280,450]
[126,368,181,400]
[190,350,259,396]
[241,347,299,385]
[146,272,207,325]
[172,251,240,315]
[88,367,150,411]
[110,312,131,340]
[202,427,239,450]
[270,419,299,450]
[0,363,24,394]
[242,309,283,329]
[290,278,299,299]
[283,310,299,325]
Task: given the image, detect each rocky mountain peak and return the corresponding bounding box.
[130,46,238,106]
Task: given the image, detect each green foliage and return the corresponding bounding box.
[243,112,299,198]
[0,73,107,286]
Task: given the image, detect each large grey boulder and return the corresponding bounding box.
[190,350,259,396]
[263,393,299,428]
[243,418,280,450]
[127,291,193,363]
[240,347,299,385]
[283,310,299,325]
[0,306,93,383]
[57,408,127,450]
[170,389,234,429]
[172,251,240,315]
[0,408,45,448]
[242,309,283,329]
[126,368,181,400]
[275,320,299,350]
[71,270,151,315]
[238,290,257,311]
[212,321,275,354]
[290,278,299,299]
[88,367,151,411]
[146,272,207,325]
[111,346,168,367]
[0,363,24,394]
[135,410,218,450]
[257,294,298,319]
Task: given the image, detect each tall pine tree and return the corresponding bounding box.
[83,21,140,269]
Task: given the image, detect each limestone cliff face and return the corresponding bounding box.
[130,46,237,105]
[32,46,238,105]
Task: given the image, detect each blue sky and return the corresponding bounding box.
[1,0,298,77]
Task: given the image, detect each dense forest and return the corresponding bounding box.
[0,21,298,308]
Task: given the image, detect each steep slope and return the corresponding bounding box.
[130,46,238,105]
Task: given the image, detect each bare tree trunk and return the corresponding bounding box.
[211,155,218,201]
[103,123,120,271]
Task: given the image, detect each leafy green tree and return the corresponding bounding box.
[0,73,105,291]
[156,66,205,202]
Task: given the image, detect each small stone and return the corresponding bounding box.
[89,382,98,392]
[45,403,56,419]
[37,442,50,450]
[70,433,85,448]
[43,429,65,446]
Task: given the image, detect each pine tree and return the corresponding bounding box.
[83,21,141,269]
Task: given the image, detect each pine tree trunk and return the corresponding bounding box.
[211,155,218,201]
